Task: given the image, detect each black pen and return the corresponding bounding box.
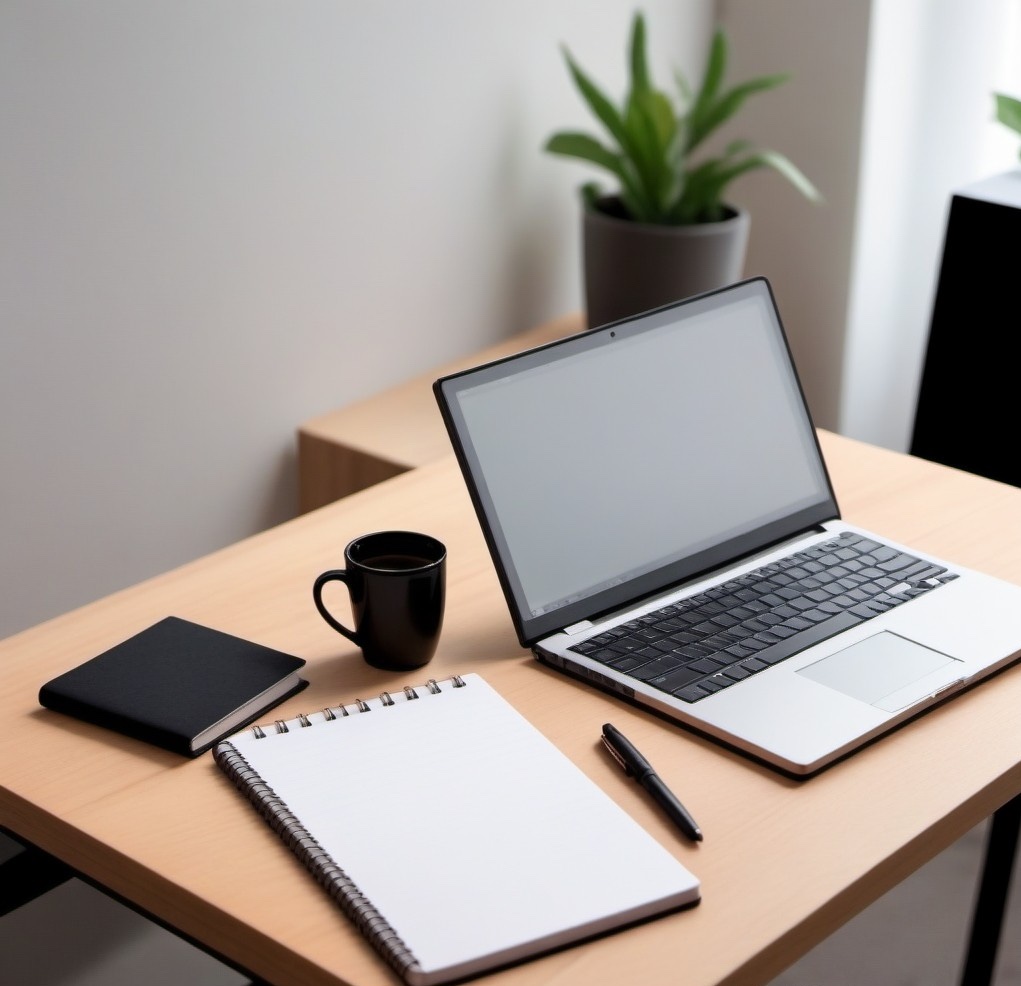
[601,722,703,842]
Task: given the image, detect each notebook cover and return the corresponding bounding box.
[39,616,307,756]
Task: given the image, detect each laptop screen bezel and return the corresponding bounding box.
[434,277,840,648]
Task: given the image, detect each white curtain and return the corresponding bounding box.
[840,0,1021,451]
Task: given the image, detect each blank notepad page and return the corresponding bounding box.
[215,673,700,986]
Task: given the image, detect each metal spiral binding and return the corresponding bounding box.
[250,675,468,738]
[213,676,473,979]
[211,741,422,981]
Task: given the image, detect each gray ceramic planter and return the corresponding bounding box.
[582,197,750,328]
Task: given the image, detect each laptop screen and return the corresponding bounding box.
[435,278,838,646]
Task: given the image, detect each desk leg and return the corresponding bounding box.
[959,794,1021,986]
[0,839,73,917]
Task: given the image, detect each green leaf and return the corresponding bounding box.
[619,189,655,222]
[644,88,677,146]
[545,132,654,220]
[620,13,681,216]
[995,93,1021,136]
[561,47,631,152]
[628,12,652,97]
[753,149,822,202]
[545,131,627,174]
[686,74,789,154]
[670,158,728,222]
[674,66,693,108]
[691,29,727,119]
[664,124,687,205]
[626,88,678,209]
[670,144,821,223]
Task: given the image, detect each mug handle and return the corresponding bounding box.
[313,570,359,643]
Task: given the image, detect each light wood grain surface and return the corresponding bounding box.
[4,431,1021,986]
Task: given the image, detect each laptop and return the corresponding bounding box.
[433,277,1021,776]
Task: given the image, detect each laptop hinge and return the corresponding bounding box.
[563,620,594,636]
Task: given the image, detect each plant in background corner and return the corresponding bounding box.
[994,91,1021,157]
[544,11,821,225]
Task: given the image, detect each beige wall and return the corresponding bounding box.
[9,1,1002,641]
[719,0,872,431]
[0,0,713,638]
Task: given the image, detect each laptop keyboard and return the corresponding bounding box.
[568,531,959,703]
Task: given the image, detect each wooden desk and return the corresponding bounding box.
[4,434,1021,986]
[297,313,583,512]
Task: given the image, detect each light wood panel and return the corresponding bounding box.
[4,433,1021,986]
[297,313,584,511]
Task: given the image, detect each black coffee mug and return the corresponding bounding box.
[312,531,446,671]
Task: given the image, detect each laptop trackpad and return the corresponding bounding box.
[797,632,965,713]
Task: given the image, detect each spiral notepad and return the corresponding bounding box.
[213,673,700,986]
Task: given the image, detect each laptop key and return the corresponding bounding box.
[647,665,704,692]
[607,654,657,673]
[781,616,815,632]
[766,624,799,639]
[902,561,947,582]
[635,627,667,641]
[646,638,680,654]
[611,638,647,653]
[699,675,731,693]
[672,642,715,660]
[723,642,757,659]
[664,630,699,646]
[634,646,667,662]
[630,655,687,680]
[676,684,710,702]
[752,610,860,666]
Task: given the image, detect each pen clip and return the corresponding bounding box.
[600,734,633,776]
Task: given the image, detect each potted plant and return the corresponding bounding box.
[545,11,820,327]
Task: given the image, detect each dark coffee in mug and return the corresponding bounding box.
[313,531,446,672]
[362,553,433,572]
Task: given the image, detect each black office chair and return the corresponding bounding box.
[910,194,1020,489]
[909,185,1021,986]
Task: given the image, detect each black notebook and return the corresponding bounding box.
[39,616,307,756]
[214,673,700,986]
